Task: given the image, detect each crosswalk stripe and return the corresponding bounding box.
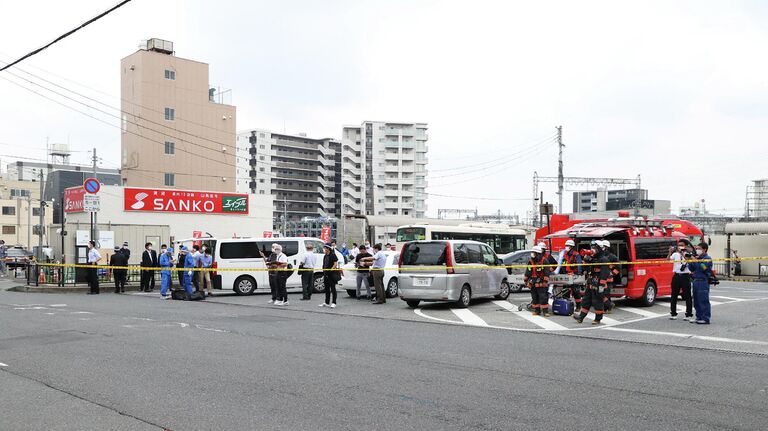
[493,301,568,330]
[709,300,723,305]
[618,307,663,318]
[584,312,620,325]
[450,309,489,326]
[711,296,744,302]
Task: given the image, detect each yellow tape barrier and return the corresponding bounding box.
[28,256,767,273]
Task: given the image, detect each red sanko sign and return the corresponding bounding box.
[64,187,86,213]
[123,187,249,215]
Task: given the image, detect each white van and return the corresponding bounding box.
[214,237,327,295]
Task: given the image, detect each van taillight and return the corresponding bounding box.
[212,261,218,277]
[445,243,454,274]
[628,271,634,280]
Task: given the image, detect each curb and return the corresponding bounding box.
[7,285,90,293]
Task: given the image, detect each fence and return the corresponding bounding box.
[25,264,162,287]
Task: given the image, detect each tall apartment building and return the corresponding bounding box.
[573,188,648,213]
[236,129,342,226]
[341,121,428,218]
[120,38,236,191]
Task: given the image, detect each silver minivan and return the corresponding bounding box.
[398,240,510,308]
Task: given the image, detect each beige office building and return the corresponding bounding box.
[0,178,53,249]
[120,38,237,192]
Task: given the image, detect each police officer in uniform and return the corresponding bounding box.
[573,241,610,325]
[524,246,551,317]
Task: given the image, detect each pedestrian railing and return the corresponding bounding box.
[24,263,161,287]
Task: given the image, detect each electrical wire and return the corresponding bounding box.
[0,0,133,72]
[428,133,558,173]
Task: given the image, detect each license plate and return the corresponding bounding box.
[413,277,430,287]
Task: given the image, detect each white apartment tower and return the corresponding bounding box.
[341,121,428,219]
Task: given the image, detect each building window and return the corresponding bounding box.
[164,69,176,80]
[164,141,175,155]
[2,226,14,235]
[32,208,41,217]
[2,206,15,216]
[164,173,175,186]
[259,179,265,183]
[10,189,30,198]
[164,107,175,121]
[259,190,265,194]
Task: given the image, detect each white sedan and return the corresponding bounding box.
[339,251,400,299]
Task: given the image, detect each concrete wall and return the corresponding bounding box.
[709,234,768,276]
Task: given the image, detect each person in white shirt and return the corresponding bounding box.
[271,244,289,305]
[349,242,360,260]
[87,240,101,295]
[668,239,693,320]
[362,244,388,304]
[300,243,317,300]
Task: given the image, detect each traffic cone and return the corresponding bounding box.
[38,269,46,284]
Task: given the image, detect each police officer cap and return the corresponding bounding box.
[113,246,120,251]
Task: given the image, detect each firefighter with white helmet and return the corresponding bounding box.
[558,239,583,308]
[525,245,551,317]
[573,241,611,324]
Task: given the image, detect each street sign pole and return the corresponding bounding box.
[83,177,101,247]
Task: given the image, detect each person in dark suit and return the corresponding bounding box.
[110,246,128,293]
[140,242,158,292]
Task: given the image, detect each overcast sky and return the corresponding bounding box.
[1,0,766,219]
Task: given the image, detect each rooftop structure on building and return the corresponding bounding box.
[120,38,236,192]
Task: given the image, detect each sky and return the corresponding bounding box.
[1,0,766,220]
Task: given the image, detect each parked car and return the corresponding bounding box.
[339,251,400,298]
[398,240,510,308]
[213,237,327,295]
[500,249,532,293]
[4,247,32,269]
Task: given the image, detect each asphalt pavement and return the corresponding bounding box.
[1,277,767,430]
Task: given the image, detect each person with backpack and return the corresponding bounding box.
[690,242,714,324]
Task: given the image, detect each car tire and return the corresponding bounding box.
[640,280,657,307]
[495,281,510,300]
[510,283,524,293]
[233,275,256,296]
[456,285,471,308]
[406,300,420,308]
[346,289,357,298]
[313,273,325,293]
[386,278,398,298]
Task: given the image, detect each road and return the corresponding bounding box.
[1,278,767,430]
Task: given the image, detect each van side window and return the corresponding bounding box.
[481,245,496,265]
[309,240,325,253]
[454,245,469,264]
[466,244,484,264]
[219,242,260,259]
[275,241,299,256]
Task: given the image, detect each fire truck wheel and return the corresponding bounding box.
[640,280,657,307]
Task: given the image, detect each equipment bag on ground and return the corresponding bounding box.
[552,298,574,316]
[187,291,206,301]
[171,288,187,300]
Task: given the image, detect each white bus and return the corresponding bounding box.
[395,224,527,255]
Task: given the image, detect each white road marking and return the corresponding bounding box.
[0,362,7,367]
[710,296,744,302]
[195,325,229,333]
[49,304,67,307]
[709,300,723,306]
[619,307,663,318]
[584,312,620,325]
[450,309,489,326]
[603,327,768,346]
[45,313,55,315]
[71,311,93,314]
[494,301,569,330]
[13,306,48,310]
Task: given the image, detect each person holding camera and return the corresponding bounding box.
[668,239,693,321]
[690,242,714,324]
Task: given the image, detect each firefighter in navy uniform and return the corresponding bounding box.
[601,240,621,314]
[525,246,551,317]
[573,242,611,325]
[559,239,582,308]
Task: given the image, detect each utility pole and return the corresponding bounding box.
[556,125,564,214]
[91,148,97,244]
[27,196,31,250]
[37,169,45,261]
[282,197,287,237]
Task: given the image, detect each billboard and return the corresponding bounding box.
[64,187,85,213]
[123,187,249,215]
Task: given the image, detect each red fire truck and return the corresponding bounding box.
[535,212,704,252]
[544,219,689,306]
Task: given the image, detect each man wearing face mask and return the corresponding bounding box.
[690,242,713,324]
[573,241,610,325]
[140,242,158,292]
[524,246,551,317]
[668,239,693,320]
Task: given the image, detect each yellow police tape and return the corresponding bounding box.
[27,255,766,273]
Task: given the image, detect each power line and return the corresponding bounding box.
[427,133,558,173]
[0,0,133,72]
